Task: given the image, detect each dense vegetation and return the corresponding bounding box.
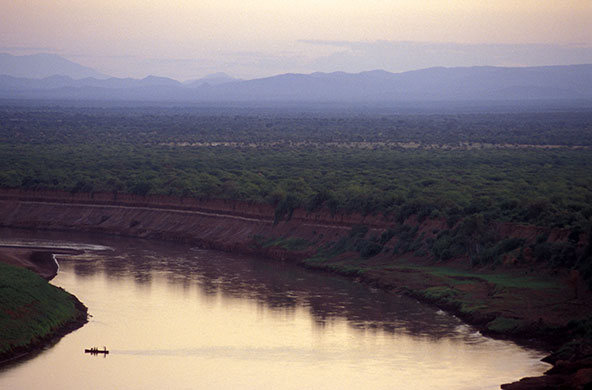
[1,107,591,227]
[1,104,591,282]
[0,262,85,359]
[1,106,592,146]
[2,144,592,226]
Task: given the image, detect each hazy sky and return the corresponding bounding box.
[1,0,591,80]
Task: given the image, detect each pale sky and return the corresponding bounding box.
[1,0,591,80]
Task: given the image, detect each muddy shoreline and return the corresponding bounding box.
[0,245,83,280]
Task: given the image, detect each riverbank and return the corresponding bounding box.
[0,245,84,280]
[0,258,88,366]
[297,255,592,389]
[0,189,590,388]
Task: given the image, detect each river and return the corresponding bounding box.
[0,229,549,390]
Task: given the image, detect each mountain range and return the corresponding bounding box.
[0,53,107,79]
[0,53,590,102]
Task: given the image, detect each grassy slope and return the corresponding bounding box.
[0,262,87,361]
[282,231,592,388]
[300,243,588,338]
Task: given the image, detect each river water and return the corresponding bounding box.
[0,229,549,390]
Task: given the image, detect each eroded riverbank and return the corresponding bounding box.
[0,189,591,388]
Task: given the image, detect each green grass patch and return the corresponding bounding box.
[421,286,459,300]
[392,262,560,290]
[301,253,371,277]
[254,235,313,251]
[487,316,524,333]
[0,262,82,355]
[420,287,488,314]
[302,259,365,277]
[323,263,365,277]
[459,303,488,314]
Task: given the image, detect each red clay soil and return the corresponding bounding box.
[0,248,58,280]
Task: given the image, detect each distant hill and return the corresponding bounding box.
[0,74,183,91]
[0,53,107,79]
[205,65,592,102]
[184,72,239,87]
[0,64,590,103]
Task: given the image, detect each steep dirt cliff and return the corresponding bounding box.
[0,188,577,256]
[0,189,393,259]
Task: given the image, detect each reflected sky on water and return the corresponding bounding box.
[0,228,549,390]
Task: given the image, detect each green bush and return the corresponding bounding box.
[473,238,525,265]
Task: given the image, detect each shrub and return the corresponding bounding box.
[356,240,384,258]
[379,228,396,245]
[349,225,369,239]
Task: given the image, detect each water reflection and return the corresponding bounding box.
[0,228,549,390]
[1,228,487,341]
